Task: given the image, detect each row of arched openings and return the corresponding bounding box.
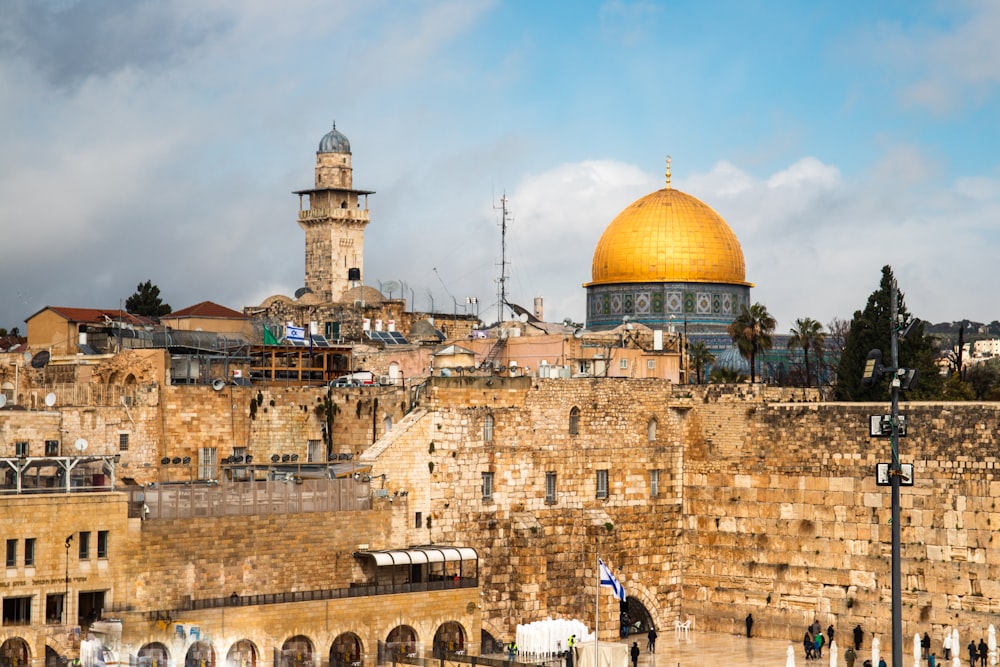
[8,623,467,667]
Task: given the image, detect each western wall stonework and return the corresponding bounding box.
[364,377,1000,646]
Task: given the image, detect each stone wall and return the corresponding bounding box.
[361,377,1000,648]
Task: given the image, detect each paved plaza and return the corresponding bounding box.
[620,629,883,667]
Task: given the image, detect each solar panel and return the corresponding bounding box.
[311,334,330,347]
[366,330,408,345]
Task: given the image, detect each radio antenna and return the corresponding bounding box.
[494,192,511,323]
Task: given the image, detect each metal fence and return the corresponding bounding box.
[131,477,371,520]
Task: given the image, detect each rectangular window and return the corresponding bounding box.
[14,441,27,457]
[45,440,60,456]
[545,472,557,505]
[2,596,31,625]
[24,538,35,567]
[483,415,494,442]
[647,359,656,370]
[45,594,65,624]
[619,359,628,369]
[650,469,660,497]
[118,433,129,451]
[415,512,422,529]
[97,531,109,559]
[5,539,16,567]
[79,532,90,560]
[199,447,218,480]
[482,472,494,501]
[596,469,609,499]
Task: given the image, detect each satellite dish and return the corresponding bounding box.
[74,438,88,452]
[294,286,313,299]
[0,395,7,409]
[44,392,56,407]
[31,351,50,369]
[518,313,528,323]
[211,378,226,391]
[23,351,32,363]
[382,280,400,295]
[622,315,631,324]
[573,328,584,339]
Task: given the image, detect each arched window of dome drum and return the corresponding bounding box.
[341,201,348,208]
[483,415,494,442]
[647,418,657,442]
[569,407,580,435]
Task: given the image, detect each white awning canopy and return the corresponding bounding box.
[356,546,478,567]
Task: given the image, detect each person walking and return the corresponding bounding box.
[968,639,978,667]
[746,614,754,638]
[647,628,657,653]
[630,642,640,667]
[854,625,865,651]
[845,646,858,667]
[978,639,988,667]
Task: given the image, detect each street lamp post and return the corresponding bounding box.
[861,279,920,667]
[64,534,73,624]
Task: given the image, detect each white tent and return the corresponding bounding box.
[574,640,628,667]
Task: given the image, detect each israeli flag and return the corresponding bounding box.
[285,323,305,341]
[599,558,626,601]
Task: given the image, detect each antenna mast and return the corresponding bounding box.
[494,192,511,323]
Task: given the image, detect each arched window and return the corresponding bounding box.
[647,418,658,442]
[483,414,494,442]
[569,407,580,435]
[384,416,393,433]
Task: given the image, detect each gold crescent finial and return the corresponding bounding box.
[665,156,672,189]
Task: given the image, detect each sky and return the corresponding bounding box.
[2,0,999,335]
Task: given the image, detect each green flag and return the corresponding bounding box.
[263,326,279,346]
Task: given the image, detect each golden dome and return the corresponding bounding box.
[587,187,750,287]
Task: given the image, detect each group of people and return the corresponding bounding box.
[920,630,991,667]
[964,636,989,667]
[802,620,835,660]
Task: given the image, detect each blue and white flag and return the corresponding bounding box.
[285,323,305,342]
[598,558,626,601]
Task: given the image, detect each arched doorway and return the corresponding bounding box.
[185,641,215,667]
[280,636,314,667]
[330,633,362,667]
[226,640,257,667]
[433,622,465,657]
[385,626,417,659]
[45,646,61,667]
[1,639,30,667]
[138,642,170,667]
[622,596,655,637]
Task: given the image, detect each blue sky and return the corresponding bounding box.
[1,0,999,334]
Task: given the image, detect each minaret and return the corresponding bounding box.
[294,122,374,302]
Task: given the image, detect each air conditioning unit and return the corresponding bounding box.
[378,376,392,386]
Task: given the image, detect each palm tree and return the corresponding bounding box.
[787,318,826,386]
[726,302,776,383]
[709,366,748,384]
[688,341,715,384]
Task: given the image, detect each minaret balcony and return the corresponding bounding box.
[299,207,370,222]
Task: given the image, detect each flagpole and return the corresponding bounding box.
[595,554,600,667]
